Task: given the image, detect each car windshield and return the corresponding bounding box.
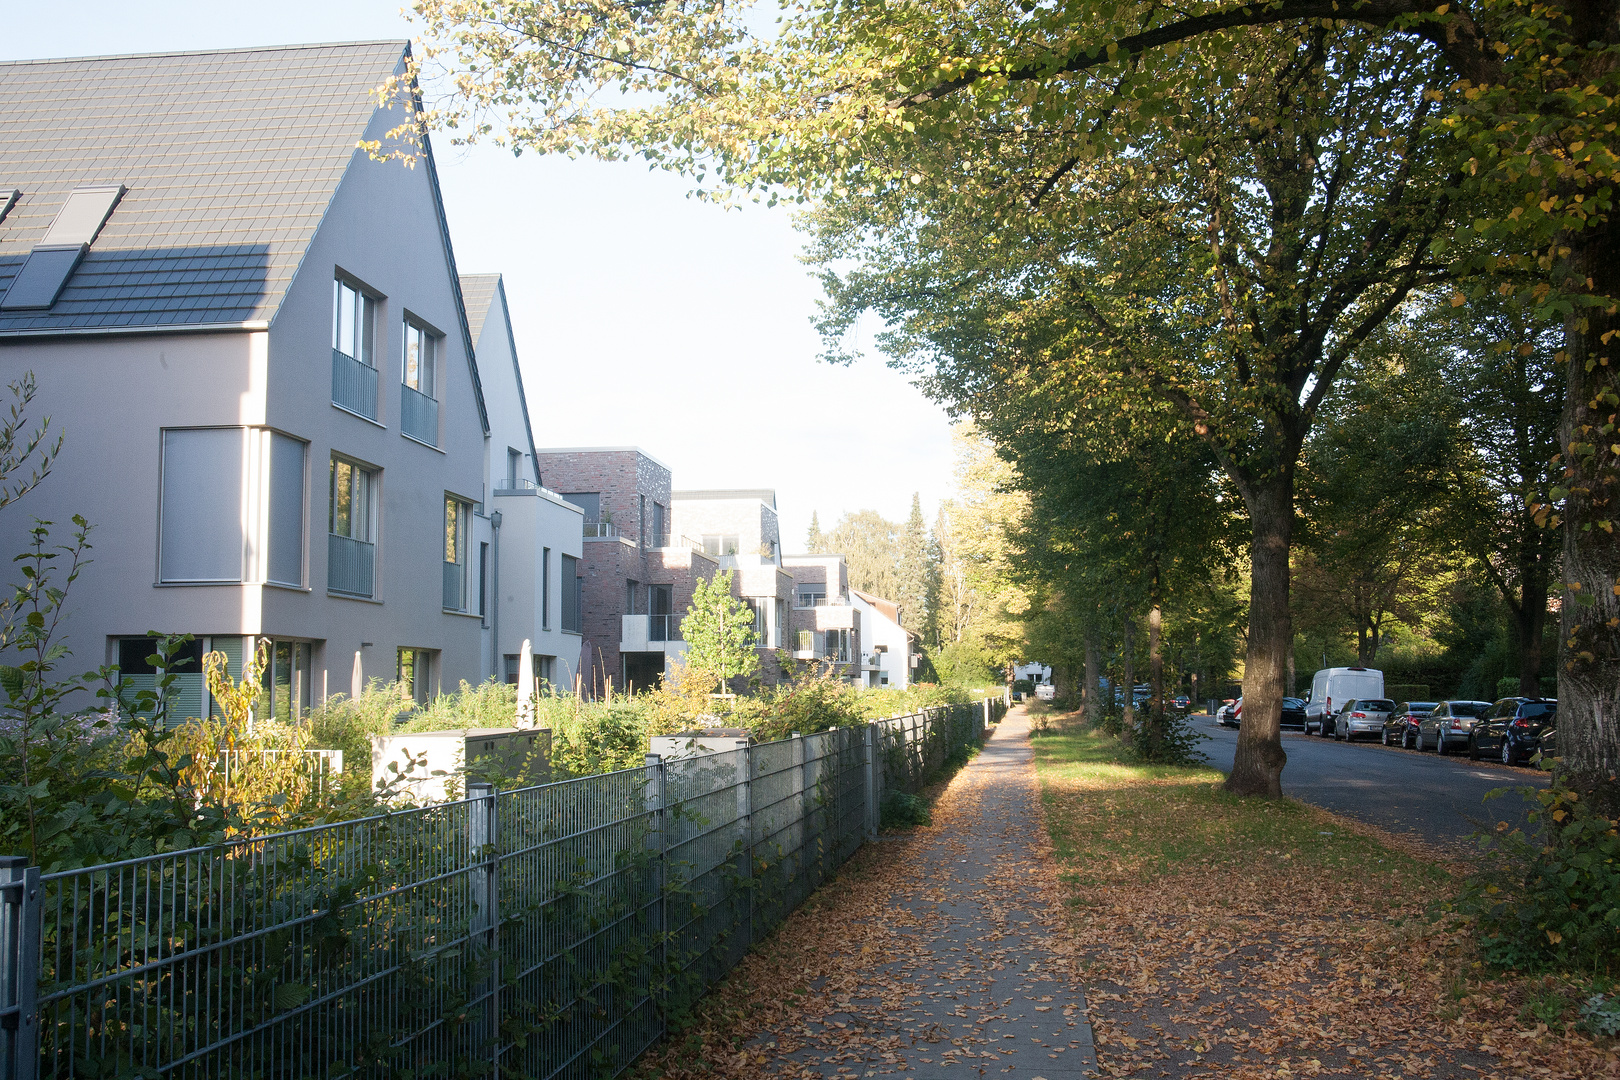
[1282,698,1303,708]
[1519,702,1556,719]
[1453,702,1491,717]
[1360,700,1395,711]
[1408,702,1436,712]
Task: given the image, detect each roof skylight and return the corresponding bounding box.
[39,186,124,246]
[0,185,126,312]
[0,190,18,226]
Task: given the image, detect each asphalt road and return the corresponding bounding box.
[1194,714,1550,853]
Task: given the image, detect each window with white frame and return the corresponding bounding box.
[332,278,380,419]
[403,320,436,396]
[333,279,376,365]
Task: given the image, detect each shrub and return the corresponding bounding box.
[1455,784,1620,974]
[1012,678,1035,694]
[1130,709,1210,766]
[1580,993,1620,1037]
[881,791,931,829]
[402,679,518,732]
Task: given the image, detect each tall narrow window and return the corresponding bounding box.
[506,447,522,487]
[444,495,471,611]
[328,456,377,598]
[159,428,246,583]
[479,542,489,621]
[650,584,674,642]
[639,495,646,547]
[401,319,440,445]
[542,547,552,629]
[267,433,306,588]
[332,278,379,419]
[561,554,581,632]
[652,502,666,547]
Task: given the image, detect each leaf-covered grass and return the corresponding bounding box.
[1033,728,1449,888]
[1032,714,1617,1079]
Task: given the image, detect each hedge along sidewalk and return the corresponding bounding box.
[636,707,1096,1080]
[1031,714,1617,1080]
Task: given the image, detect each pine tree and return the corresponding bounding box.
[806,511,824,554]
[896,493,930,636]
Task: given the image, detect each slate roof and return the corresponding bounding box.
[0,41,407,334]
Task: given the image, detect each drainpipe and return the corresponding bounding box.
[490,510,502,682]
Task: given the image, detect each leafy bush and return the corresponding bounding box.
[1455,784,1620,973]
[1012,678,1034,694]
[402,679,519,732]
[1130,709,1210,765]
[1580,993,1620,1037]
[881,790,931,829]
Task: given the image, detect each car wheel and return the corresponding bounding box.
[1403,729,1414,750]
[1501,741,1514,766]
[1436,734,1447,757]
[1468,737,1479,761]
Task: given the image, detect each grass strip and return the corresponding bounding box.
[1031,714,1616,1078]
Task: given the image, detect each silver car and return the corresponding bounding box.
[1334,698,1394,742]
[1419,699,1493,755]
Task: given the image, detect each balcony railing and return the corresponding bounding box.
[443,560,466,611]
[622,613,684,650]
[583,520,619,539]
[401,383,438,445]
[794,594,850,609]
[494,479,538,495]
[331,349,378,420]
[328,533,375,597]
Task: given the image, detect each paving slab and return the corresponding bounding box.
[750,709,1094,1079]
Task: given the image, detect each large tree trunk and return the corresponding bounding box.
[1228,475,1292,797]
[1084,623,1100,727]
[1557,213,1620,816]
[1515,562,1548,698]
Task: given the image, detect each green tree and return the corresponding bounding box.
[1295,321,1469,665]
[805,510,824,554]
[820,509,901,599]
[896,493,931,637]
[681,571,759,686]
[405,0,1620,805]
[1438,294,1564,697]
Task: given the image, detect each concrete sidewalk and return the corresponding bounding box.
[753,707,1095,1079]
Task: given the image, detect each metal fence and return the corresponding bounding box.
[0,697,1004,1080]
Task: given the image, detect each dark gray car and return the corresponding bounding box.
[1417,700,1493,755]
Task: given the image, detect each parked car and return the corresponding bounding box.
[1333,698,1395,741]
[1281,697,1307,730]
[1216,698,1241,728]
[1035,683,1056,701]
[1010,690,1024,702]
[1304,666,1385,735]
[1381,701,1436,747]
[1416,700,1492,754]
[1172,695,1191,710]
[1468,698,1557,765]
[1534,725,1558,767]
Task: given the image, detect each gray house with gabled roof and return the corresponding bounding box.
[0,42,498,717]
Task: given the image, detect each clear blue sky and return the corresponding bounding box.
[2,1,957,549]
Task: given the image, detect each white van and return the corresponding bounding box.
[1304,667,1384,736]
[1035,683,1056,701]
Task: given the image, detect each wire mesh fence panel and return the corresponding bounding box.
[495,767,660,1080]
[13,708,985,1080]
[35,798,483,1080]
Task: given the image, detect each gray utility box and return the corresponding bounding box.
[649,727,751,761]
[370,727,551,804]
